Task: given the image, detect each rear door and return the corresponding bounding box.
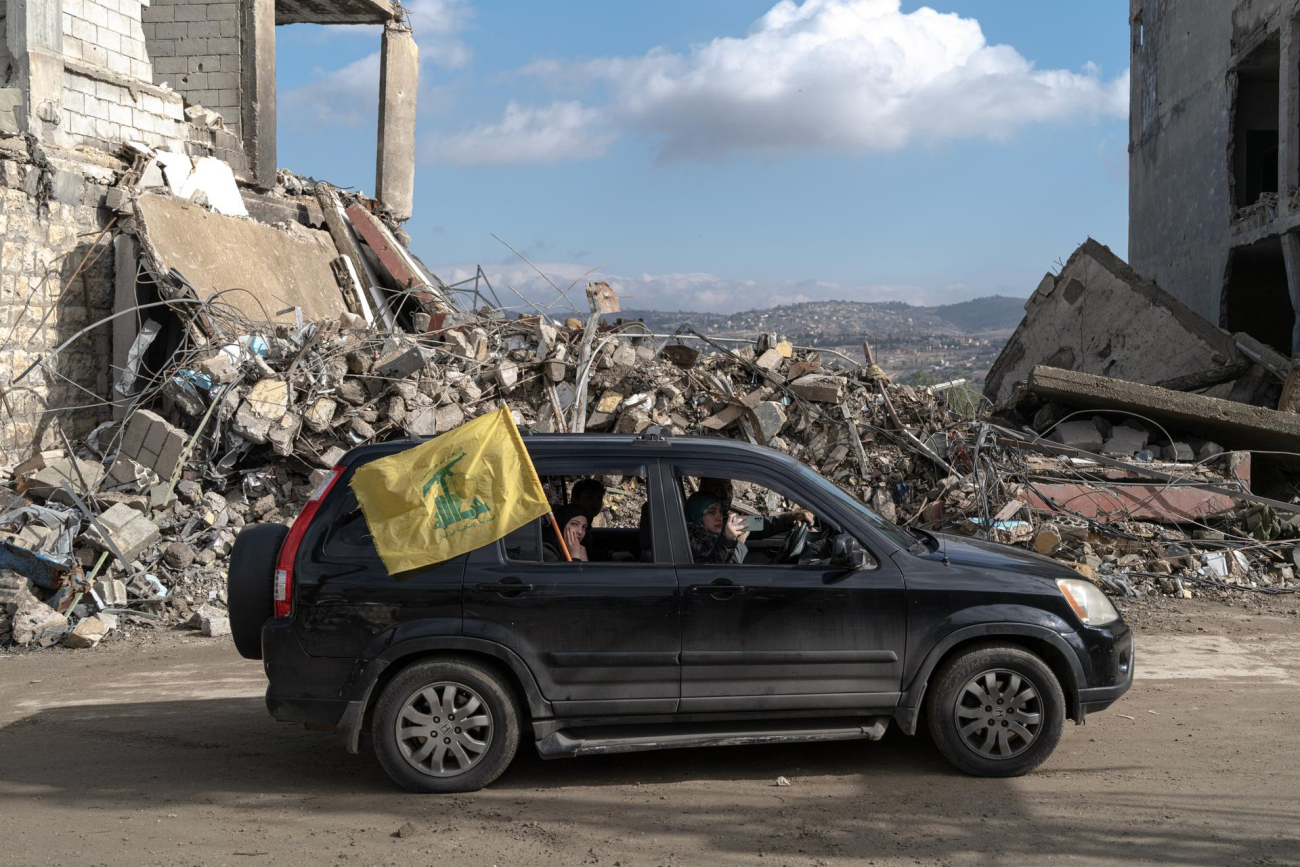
[292,464,465,658]
[667,458,907,712]
[463,456,681,717]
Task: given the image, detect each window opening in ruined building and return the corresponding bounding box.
[1222,237,1294,354]
[1233,37,1281,209]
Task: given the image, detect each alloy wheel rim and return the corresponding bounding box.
[953,668,1042,759]
[395,681,493,777]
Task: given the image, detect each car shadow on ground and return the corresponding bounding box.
[1,697,1293,866]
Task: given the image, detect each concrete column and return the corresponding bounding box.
[112,235,141,421]
[1281,231,1300,354]
[375,22,418,222]
[241,0,277,190]
[5,0,65,142]
[1279,18,1300,212]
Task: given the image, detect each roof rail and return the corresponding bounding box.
[633,426,671,447]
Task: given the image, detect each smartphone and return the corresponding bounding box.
[736,515,765,532]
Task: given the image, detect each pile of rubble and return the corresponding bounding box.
[7,198,1300,651]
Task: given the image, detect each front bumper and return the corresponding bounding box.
[1077,626,1135,719]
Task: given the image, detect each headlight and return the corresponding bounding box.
[1056,578,1120,626]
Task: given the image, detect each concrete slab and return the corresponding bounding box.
[1024,365,1300,454]
[135,193,348,325]
[986,240,1243,404]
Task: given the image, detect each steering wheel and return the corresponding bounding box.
[773,523,809,564]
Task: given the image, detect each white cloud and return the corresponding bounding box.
[282,0,471,129]
[434,260,977,313]
[519,0,1128,161]
[420,101,615,166]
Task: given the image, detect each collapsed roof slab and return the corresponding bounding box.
[276,0,397,24]
[1022,365,1300,455]
[985,240,1242,404]
[135,193,349,325]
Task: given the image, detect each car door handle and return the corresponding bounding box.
[476,582,534,594]
[689,583,748,595]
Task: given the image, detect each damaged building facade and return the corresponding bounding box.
[0,0,418,455]
[1129,0,1300,355]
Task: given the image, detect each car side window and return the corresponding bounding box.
[672,467,870,568]
[499,464,656,564]
[321,487,382,562]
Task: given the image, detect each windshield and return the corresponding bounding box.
[785,460,918,551]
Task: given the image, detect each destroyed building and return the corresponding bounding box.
[0,0,419,456]
[1129,0,1300,355]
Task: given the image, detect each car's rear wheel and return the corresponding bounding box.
[926,643,1065,777]
[372,658,520,793]
[226,523,289,660]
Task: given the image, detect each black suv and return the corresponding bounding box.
[228,433,1133,793]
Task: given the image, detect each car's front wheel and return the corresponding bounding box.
[372,658,521,793]
[926,643,1065,777]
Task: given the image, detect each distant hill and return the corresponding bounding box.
[929,296,1027,334]
[613,296,1026,344]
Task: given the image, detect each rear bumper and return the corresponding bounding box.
[262,619,355,731]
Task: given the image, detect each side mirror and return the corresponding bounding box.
[830,533,875,570]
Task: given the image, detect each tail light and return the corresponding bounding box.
[273,466,344,619]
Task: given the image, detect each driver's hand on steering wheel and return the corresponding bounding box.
[786,508,815,527]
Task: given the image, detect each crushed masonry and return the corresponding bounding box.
[5,146,1300,653]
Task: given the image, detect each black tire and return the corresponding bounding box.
[372,658,521,794]
[226,523,288,660]
[925,643,1065,777]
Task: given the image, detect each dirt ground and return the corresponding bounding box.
[2,598,1298,867]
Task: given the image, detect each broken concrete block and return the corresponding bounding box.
[493,360,520,390]
[755,348,785,371]
[64,615,113,649]
[318,446,347,468]
[163,541,195,570]
[155,428,188,479]
[1033,524,1062,556]
[404,405,438,437]
[267,413,302,457]
[163,375,206,417]
[611,342,636,368]
[93,578,128,607]
[196,353,240,383]
[243,379,290,421]
[1101,424,1149,456]
[23,456,105,504]
[375,344,425,381]
[586,390,624,430]
[105,456,152,489]
[788,374,846,404]
[435,404,465,432]
[90,502,162,564]
[201,614,232,638]
[1050,420,1104,452]
[303,398,337,433]
[11,596,68,647]
[1161,442,1195,462]
[752,401,788,441]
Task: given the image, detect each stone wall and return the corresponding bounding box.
[62,60,186,149]
[0,148,116,459]
[142,0,241,140]
[62,0,154,81]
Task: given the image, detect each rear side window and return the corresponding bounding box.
[321,486,382,563]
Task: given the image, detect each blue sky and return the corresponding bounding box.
[275,1,1131,313]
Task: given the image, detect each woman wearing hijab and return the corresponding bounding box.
[684,491,749,564]
[544,503,590,562]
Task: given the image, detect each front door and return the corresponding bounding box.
[463,457,681,717]
[667,460,907,713]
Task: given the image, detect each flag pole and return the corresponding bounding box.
[547,511,573,562]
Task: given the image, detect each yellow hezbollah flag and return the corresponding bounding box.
[350,406,549,575]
